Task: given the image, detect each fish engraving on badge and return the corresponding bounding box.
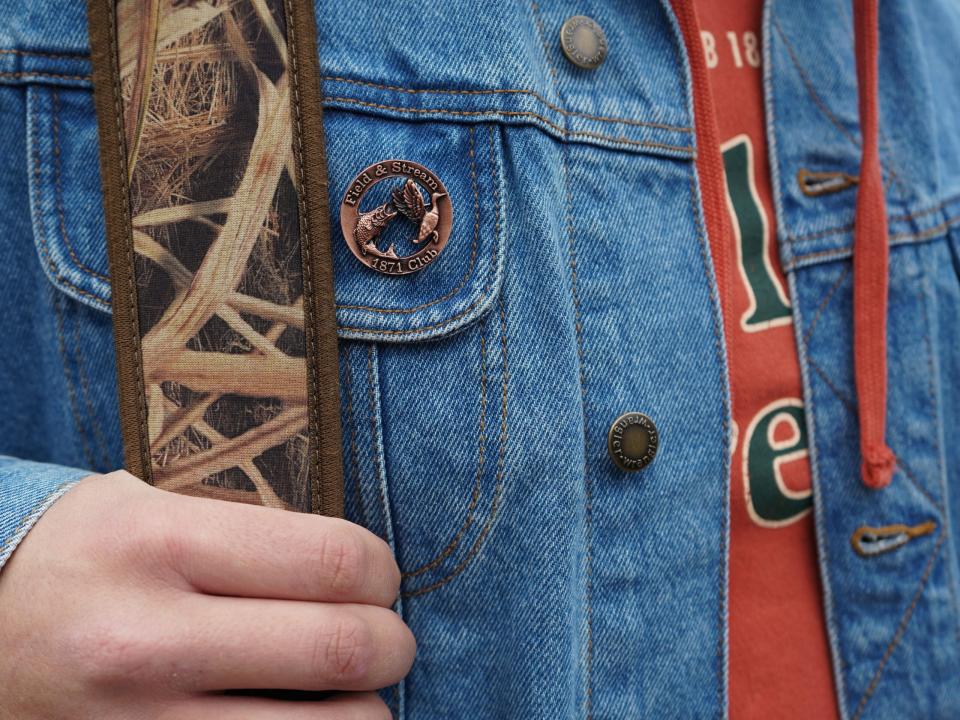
[340,160,452,276]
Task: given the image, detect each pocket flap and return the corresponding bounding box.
[326,110,506,343]
[27,84,506,343]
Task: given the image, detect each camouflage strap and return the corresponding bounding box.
[87,0,343,515]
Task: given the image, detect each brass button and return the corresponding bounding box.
[608,412,659,471]
[560,15,608,70]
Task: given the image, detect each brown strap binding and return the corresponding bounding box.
[86,0,343,516]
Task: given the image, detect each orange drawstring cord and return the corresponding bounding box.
[852,0,896,489]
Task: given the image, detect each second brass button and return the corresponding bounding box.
[608,412,659,471]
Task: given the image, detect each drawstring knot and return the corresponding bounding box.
[861,443,896,490]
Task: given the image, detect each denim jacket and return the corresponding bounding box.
[1,1,958,718]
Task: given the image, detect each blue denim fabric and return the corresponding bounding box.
[0,1,958,718]
[0,456,89,568]
[767,2,960,717]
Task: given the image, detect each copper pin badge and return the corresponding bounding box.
[340,160,453,276]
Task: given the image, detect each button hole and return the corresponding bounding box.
[797,168,859,197]
[851,520,937,557]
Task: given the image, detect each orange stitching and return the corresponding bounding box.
[0,48,87,62]
[890,214,960,242]
[788,192,960,244]
[401,143,507,596]
[530,2,559,82]
[403,296,508,598]
[895,456,942,515]
[851,530,946,720]
[851,521,937,557]
[324,96,694,154]
[773,19,858,146]
[807,356,941,514]
[530,2,594,709]
[71,298,113,470]
[797,167,858,197]
[789,223,856,244]
[402,320,487,579]
[336,126,483,314]
[784,213,960,270]
[28,94,109,309]
[52,292,97,469]
[322,75,692,133]
[0,71,90,82]
[342,354,367,528]
[802,266,850,344]
[773,18,910,203]
[918,278,960,643]
[51,91,110,282]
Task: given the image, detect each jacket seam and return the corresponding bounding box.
[528,2,593,716]
[285,0,326,515]
[783,213,960,270]
[324,96,694,154]
[401,296,508,598]
[52,89,111,282]
[51,291,96,470]
[806,355,941,512]
[772,16,910,203]
[0,48,89,61]
[919,268,960,645]
[70,301,113,471]
[322,74,692,133]
[801,266,851,345]
[787,192,960,244]
[0,70,90,82]
[28,94,110,309]
[401,318,488,581]
[688,170,732,720]
[342,354,368,530]
[367,345,392,545]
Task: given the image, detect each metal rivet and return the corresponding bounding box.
[560,15,608,70]
[608,412,659,471]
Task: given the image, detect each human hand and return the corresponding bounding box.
[0,470,413,719]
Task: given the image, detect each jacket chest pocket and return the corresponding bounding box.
[326,109,508,597]
[27,65,511,596]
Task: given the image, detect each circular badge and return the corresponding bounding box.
[340,160,453,276]
[607,412,659,472]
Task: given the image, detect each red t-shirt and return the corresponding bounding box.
[693,2,840,717]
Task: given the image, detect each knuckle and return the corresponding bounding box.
[315,614,373,685]
[316,529,365,597]
[132,514,189,574]
[67,621,161,688]
[106,496,187,572]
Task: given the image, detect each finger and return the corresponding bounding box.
[175,692,391,720]
[168,596,416,692]
[158,491,400,607]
